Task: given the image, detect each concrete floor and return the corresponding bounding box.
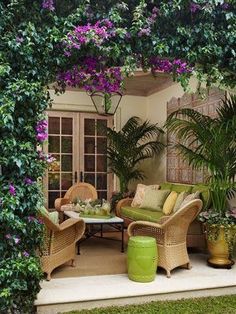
[36,253,236,314]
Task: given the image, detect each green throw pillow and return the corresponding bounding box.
[171,184,193,194]
[139,188,170,211]
[160,183,173,190]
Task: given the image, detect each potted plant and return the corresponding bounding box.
[102,116,165,194]
[166,94,236,268]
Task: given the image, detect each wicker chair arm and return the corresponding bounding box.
[158,215,171,224]
[116,198,133,216]
[127,220,163,237]
[59,218,85,231]
[55,198,70,211]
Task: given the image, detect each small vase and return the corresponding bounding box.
[207,226,234,269]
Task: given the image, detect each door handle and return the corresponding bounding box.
[74,171,78,183]
[80,171,84,182]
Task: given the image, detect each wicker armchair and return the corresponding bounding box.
[127,199,203,278]
[55,182,98,211]
[40,214,85,280]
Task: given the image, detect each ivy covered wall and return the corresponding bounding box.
[0,0,235,312]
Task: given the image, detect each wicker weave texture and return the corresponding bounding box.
[55,182,98,211]
[40,215,85,280]
[127,199,203,278]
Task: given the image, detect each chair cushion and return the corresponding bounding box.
[48,211,59,224]
[139,189,170,211]
[131,184,159,207]
[192,184,211,210]
[173,191,189,213]
[121,206,164,223]
[163,191,178,215]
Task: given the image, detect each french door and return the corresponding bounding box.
[45,111,113,209]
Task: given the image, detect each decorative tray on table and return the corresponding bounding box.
[79,213,114,219]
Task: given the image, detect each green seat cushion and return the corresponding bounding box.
[192,184,211,210]
[121,206,164,223]
[39,206,49,216]
[160,183,173,190]
[39,206,59,224]
[171,184,193,193]
[48,211,59,224]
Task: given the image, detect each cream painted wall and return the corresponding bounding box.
[48,89,147,128]
[140,78,200,186]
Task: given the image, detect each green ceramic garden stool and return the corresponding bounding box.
[127,236,158,282]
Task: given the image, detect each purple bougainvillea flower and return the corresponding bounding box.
[5,234,11,239]
[28,216,35,222]
[220,2,230,10]
[23,251,30,257]
[190,2,202,13]
[24,177,34,185]
[42,0,55,11]
[9,183,16,196]
[14,237,20,244]
[16,36,24,43]
[36,120,48,143]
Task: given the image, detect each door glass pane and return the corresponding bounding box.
[97,138,107,154]
[84,155,95,171]
[62,118,72,135]
[97,119,107,136]
[48,136,60,153]
[61,173,72,190]
[48,154,60,172]
[97,155,107,172]
[48,173,60,190]
[48,192,60,209]
[85,119,95,135]
[62,137,72,153]
[49,117,60,134]
[84,173,95,186]
[97,173,107,190]
[61,155,72,171]
[85,137,95,154]
[97,191,107,200]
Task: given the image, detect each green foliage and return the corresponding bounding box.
[166,95,236,222]
[64,294,236,314]
[104,116,164,192]
[0,0,236,312]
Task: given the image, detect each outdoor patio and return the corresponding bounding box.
[35,231,236,314]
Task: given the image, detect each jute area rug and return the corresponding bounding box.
[52,231,128,279]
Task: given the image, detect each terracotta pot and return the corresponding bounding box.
[207,226,234,269]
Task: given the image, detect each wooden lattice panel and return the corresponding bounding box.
[167,88,226,184]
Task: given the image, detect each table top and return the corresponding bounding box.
[64,210,124,224]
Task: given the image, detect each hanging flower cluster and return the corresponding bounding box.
[36,119,48,143]
[58,57,123,94]
[138,7,159,37]
[64,20,114,56]
[150,57,193,75]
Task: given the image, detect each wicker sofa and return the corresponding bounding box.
[116,182,211,250]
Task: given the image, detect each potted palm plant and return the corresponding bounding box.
[166,94,236,268]
[101,116,165,207]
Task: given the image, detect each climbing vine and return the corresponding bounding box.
[0,0,235,312]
